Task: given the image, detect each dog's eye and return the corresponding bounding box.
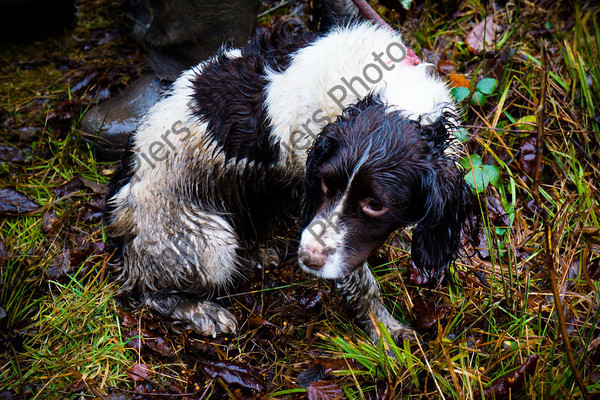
[360,198,389,217]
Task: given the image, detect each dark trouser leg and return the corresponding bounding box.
[82,0,259,159]
[143,0,260,80]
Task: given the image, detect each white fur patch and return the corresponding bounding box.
[189,211,240,287]
[298,168,362,279]
[265,22,455,172]
[298,209,348,279]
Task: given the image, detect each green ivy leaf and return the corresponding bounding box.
[476,78,498,95]
[495,227,509,235]
[451,86,470,102]
[517,115,537,131]
[482,164,501,187]
[460,154,482,169]
[471,91,487,106]
[461,155,500,193]
[465,165,489,193]
[455,127,469,143]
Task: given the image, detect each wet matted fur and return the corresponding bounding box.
[104,23,471,342]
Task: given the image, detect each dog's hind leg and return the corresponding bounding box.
[145,294,237,337]
[119,205,242,336]
[335,264,415,343]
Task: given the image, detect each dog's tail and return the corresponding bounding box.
[312,0,360,31]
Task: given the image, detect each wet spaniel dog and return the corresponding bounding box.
[105,23,471,342]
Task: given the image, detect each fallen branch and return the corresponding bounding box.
[350,0,394,31]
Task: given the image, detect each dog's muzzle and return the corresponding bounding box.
[298,246,334,271]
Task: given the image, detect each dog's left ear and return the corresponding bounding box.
[411,113,472,280]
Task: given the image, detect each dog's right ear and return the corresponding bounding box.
[410,111,472,281]
[300,128,339,227]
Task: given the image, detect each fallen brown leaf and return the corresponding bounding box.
[466,16,501,54]
[203,360,266,392]
[54,177,83,197]
[0,188,40,215]
[486,195,511,227]
[450,70,471,88]
[40,210,60,234]
[127,363,154,382]
[519,135,539,179]
[437,59,455,76]
[476,354,539,399]
[0,144,30,163]
[307,380,344,400]
[412,297,451,331]
[298,359,357,387]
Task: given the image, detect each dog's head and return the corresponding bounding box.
[298,96,471,280]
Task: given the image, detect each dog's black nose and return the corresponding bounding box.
[299,247,329,270]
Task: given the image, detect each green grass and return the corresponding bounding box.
[5,270,131,397]
[0,133,130,397]
[303,2,600,398]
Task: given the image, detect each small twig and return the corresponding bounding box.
[216,377,237,400]
[414,332,446,400]
[350,0,394,31]
[533,45,590,400]
[116,388,196,397]
[438,324,464,400]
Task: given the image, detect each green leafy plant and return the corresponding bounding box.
[451,77,498,106]
[451,86,470,102]
[460,154,501,193]
[455,127,469,143]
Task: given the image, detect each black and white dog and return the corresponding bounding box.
[105,22,471,342]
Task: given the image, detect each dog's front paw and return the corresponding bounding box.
[182,301,238,337]
[256,245,281,269]
[382,318,417,343]
[365,313,417,344]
